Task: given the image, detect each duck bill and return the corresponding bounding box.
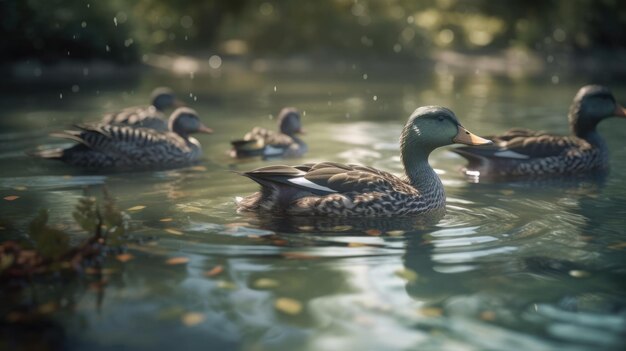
[198,124,214,134]
[453,125,492,146]
[614,104,626,118]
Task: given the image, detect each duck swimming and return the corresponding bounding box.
[236,106,491,216]
[230,107,306,159]
[452,85,626,180]
[33,107,213,170]
[101,87,182,131]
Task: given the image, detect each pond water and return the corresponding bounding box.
[1,63,626,351]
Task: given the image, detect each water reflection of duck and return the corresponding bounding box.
[101,87,183,132]
[453,85,626,180]
[230,107,307,159]
[32,107,213,170]
[236,106,491,216]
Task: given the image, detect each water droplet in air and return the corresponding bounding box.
[373,95,378,101]
[113,17,118,26]
[362,73,368,80]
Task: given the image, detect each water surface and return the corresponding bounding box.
[1,64,626,351]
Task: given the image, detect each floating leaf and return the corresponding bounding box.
[4,195,19,201]
[166,257,189,265]
[386,230,405,236]
[395,268,418,282]
[116,253,134,262]
[13,186,27,191]
[253,278,279,289]
[282,252,318,260]
[608,242,626,250]
[480,310,496,321]
[181,312,205,326]
[332,225,353,231]
[365,229,382,236]
[569,270,590,278]
[418,307,443,317]
[298,226,314,231]
[189,165,207,172]
[165,228,183,235]
[159,218,173,222]
[217,280,237,289]
[127,205,146,211]
[205,265,224,277]
[275,297,302,315]
[348,242,366,247]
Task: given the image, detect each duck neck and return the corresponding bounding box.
[570,112,606,148]
[401,144,444,202]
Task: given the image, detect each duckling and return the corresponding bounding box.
[33,107,213,170]
[236,106,491,216]
[452,85,626,180]
[101,87,183,131]
[230,107,306,159]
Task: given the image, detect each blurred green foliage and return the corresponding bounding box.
[1,0,624,63]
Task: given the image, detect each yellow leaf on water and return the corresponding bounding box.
[418,307,443,317]
[166,257,189,265]
[332,225,353,231]
[205,265,224,277]
[275,297,302,315]
[480,310,496,321]
[608,242,626,250]
[395,268,418,282]
[365,229,382,236]
[127,205,146,211]
[189,165,207,172]
[165,228,183,235]
[348,242,367,247]
[13,186,27,191]
[386,230,405,236]
[253,278,279,289]
[159,218,173,222]
[181,312,205,326]
[4,195,19,201]
[217,280,237,289]
[116,253,134,262]
[569,270,590,278]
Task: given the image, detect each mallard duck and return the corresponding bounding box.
[33,107,213,170]
[236,106,491,216]
[101,87,183,131]
[452,85,626,180]
[230,107,306,159]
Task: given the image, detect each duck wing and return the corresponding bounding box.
[454,130,589,160]
[243,161,410,196]
[102,106,168,131]
[54,124,188,156]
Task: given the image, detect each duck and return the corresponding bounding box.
[101,87,183,131]
[236,106,492,217]
[33,107,213,170]
[452,85,626,180]
[230,107,306,159]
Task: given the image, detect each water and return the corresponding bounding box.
[1,63,626,351]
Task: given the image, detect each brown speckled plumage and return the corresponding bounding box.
[453,85,625,179]
[101,87,180,132]
[230,107,307,159]
[33,107,212,170]
[237,106,491,217]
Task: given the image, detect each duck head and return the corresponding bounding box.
[169,107,213,138]
[151,87,183,111]
[569,85,626,138]
[277,107,303,136]
[401,106,491,157]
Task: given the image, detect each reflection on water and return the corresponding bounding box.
[1,66,626,350]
